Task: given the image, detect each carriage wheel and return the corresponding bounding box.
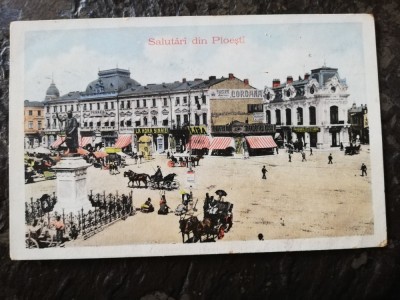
[47,234,58,247]
[171,181,180,189]
[26,237,39,249]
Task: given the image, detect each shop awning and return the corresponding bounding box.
[50,136,65,149]
[210,137,235,150]
[245,136,277,149]
[187,135,210,150]
[114,134,132,148]
[79,136,92,147]
[93,151,108,158]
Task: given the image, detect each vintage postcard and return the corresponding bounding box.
[9,15,386,260]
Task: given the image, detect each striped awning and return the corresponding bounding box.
[187,135,210,150]
[79,136,92,147]
[50,136,65,149]
[245,136,277,149]
[210,137,235,150]
[114,134,132,148]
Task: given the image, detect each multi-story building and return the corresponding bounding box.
[42,69,217,153]
[263,66,351,149]
[24,100,44,148]
[348,103,369,144]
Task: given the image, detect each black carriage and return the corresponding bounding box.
[344,144,361,155]
[203,199,234,240]
[149,173,180,190]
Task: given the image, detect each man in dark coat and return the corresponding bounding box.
[361,163,367,176]
[261,165,268,179]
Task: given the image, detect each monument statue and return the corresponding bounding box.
[56,111,79,153]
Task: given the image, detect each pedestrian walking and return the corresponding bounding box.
[328,153,333,164]
[310,148,313,156]
[261,165,268,179]
[276,147,279,154]
[288,153,292,162]
[361,163,367,176]
[302,152,307,162]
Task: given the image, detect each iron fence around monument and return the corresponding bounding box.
[25,190,135,245]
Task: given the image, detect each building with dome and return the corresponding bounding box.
[263,66,352,149]
[42,68,266,154]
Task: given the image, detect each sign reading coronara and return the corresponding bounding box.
[209,89,263,99]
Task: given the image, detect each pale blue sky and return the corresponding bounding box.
[24,22,366,104]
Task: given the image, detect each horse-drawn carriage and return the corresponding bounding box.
[25,226,58,248]
[179,194,234,243]
[123,170,180,190]
[344,144,361,155]
[167,154,203,168]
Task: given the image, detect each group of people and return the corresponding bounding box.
[27,215,65,247]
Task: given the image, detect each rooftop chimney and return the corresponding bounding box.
[244,79,249,86]
[272,79,281,88]
[182,78,186,83]
[304,73,310,80]
[287,76,293,84]
[228,73,234,80]
[209,75,216,80]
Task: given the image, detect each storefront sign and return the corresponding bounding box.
[134,127,169,134]
[188,126,207,135]
[213,122,275,134]
[253,112,264,122]
[292,126,321,133]
[209,89,263,99]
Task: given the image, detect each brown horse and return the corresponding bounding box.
[179,216,201,243]
[124,170,150,188]
[195,218,213,242]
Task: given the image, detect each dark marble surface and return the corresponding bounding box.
[1,1,399,299]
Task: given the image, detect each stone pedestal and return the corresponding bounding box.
[52,156,92,214]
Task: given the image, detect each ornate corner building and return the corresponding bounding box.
[264,66,351,149]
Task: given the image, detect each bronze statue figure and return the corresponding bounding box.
[56,111,79,153]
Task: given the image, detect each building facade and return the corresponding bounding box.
[348,103,369,144]
[24,100,45,148]
[43,68,263,154]
[264,67,351,149]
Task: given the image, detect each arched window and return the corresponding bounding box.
[297,107,303,125]
[143,116,148,126]
[330,106,339,124]
[266,110,271,124]
[195,114,200,126]
[275,109,281,125]
[152,116,157,126]
[286,108,292,125]
[309,106,316,125]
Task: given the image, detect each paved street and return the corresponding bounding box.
[25,147,373,246]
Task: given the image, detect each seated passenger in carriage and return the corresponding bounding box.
[154,166,163,187]
[28,218,44,240]
[204,196,219,222]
